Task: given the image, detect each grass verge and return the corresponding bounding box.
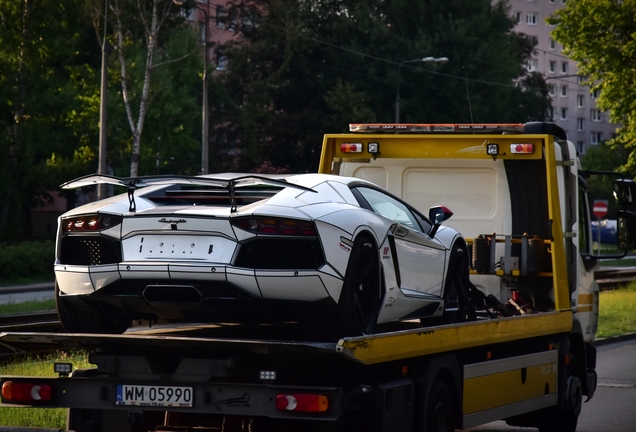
[0,351,91,429]
[597,282,636,338]
[0,299,56,315]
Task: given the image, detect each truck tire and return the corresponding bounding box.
[56,283,130,334]
[336,234,381,337]
[426,380,456,432]
[537,354,582,432]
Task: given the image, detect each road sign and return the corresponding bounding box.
[593,200,608,218]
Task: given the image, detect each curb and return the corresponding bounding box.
[593,331,636,347]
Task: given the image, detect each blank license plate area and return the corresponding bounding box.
[123,235,235,262]
[116,385,193,407]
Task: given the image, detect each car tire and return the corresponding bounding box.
[56,282,130,334]
[336,234,381,338]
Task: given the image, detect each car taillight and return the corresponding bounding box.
[2,381,52,402]
[232,217,317,236]
[276,393,328,413]
[62,214,122,232]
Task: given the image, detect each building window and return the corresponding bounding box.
[527,13,538,25]
[577,94,585,108]
[561,85,568,97]
[549,61,557,74]
[591,109,602,122]
[591,132,601,145]
[591,89,600,99]
[216,6,227,29]
[526,58,538,72]
[549,38,557,50]
[228,7,239,32]
[242,8,258,34]
[561,62,569,74]
[577,118,585,131]
[515,11,522,24]
[199,22,206,45]
[577,141,584,153]
[548,85,556,97]
[577,75,586,85]
[561,108,568,120]
[549,0,556,3]
[547,108,554,121]
[216,47,228,70]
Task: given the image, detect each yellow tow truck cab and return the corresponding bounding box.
[318,121,636,431]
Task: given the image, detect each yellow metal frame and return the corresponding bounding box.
[336,311,572,365]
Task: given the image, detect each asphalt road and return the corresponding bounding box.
[0,282,54,305]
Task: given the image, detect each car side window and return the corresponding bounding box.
[353,187,423,232]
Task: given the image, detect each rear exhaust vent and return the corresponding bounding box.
[143,285,202,304]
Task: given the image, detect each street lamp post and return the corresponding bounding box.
[174,0,209,174]
[98,0,109,199]
[395,57,448,123]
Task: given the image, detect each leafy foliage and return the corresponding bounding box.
[548,0,636,174]
[215,0,551,172]
[0,240,55,283]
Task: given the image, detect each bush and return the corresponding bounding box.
[0,240,55,284]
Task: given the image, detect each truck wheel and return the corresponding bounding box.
[426,380,456,432]
[538,355,582,432]
[56,283,130,334]
[336,235,381,337]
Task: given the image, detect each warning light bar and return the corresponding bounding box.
[349,123,525,134]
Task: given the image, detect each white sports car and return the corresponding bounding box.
[55,173,471,337]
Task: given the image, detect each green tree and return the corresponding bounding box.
[215,0,551,172]
[548,0,636,174]
[89,0,199,176]
[0,0,101,239]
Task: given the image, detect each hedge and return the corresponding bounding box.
[0,241,55,284]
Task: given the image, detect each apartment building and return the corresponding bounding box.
[510,0,618,154]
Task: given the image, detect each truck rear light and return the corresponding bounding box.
[2,381,52,402]
[276,393,328,413]
[340,142,363,153]
[510,143,534,154]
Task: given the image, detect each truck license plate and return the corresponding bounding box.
[116,385,193,407]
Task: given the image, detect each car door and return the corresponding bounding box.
[352,186,446,297]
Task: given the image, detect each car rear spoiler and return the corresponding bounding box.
[60,174,316,212]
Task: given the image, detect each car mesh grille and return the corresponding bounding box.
[60,236,122,266]
[234,238,325,270]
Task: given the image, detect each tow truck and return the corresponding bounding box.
[2,122,636,432]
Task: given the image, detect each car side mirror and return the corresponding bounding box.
[617,210,636,251]
[613,179,636,206]
[429,206,453,225]
[428,206,453,238]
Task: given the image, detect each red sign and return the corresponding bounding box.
[593,200,608,218]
